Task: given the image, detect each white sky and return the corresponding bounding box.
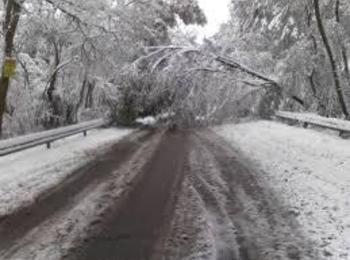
[196,0,231,40]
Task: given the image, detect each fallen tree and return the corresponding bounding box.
[134,45,306,113]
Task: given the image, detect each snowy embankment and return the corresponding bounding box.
[215,121,350,259]
[0,128,132,217]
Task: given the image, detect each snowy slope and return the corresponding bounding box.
[0,128,132,217]
[215,121,350,259]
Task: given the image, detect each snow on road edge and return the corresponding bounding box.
[215,121,350,259]
[0,128,133,217]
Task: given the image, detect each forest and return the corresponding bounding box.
[1,0,350,137]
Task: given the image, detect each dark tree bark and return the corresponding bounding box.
[46,40,64,127]
[47,41,60,105]
[66,77,87,124]
[313,0,349,117]
[335,0,350,97]
[291,96,305,107]
[215,56,279,87]
[75,76,88,122]
[305,4,328,113]
[0,0,21,137]
[85,80,95,108]
[308,70,318,97]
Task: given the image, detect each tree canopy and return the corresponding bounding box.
[1,0,350,135]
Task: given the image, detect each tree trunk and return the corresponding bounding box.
[0,0,21,137]
[313,0,349,117]
[72,75,88,123]
[306,4,327,112]
[308,70,327,114]
[46,40,62,127]
[335,0,350,100]
[85,80,95,108]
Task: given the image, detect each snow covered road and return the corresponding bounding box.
[0,129,158,259]
[215,121,350,259]
[0,128,132,218]
[164,130,320,260]
[0,122,348,259]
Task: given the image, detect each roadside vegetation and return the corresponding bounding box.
[1,0,350,136]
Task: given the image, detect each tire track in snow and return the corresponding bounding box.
[196,130,322,260]
[0,130,157,258]
[189,139,241,260]
[66,130,190,260]
[0,129,327,260]
[165,130,322,260]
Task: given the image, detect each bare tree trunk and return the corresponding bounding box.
[65,78,86,125]
[305,4,327,113]
[46,40,63,127]
[0,0,21,137]
[73,75,88,123]
[85,80,95,108]
[314,0,349,117]
[335,0,350,98]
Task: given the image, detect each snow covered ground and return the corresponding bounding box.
[0,128,132,218]
[215,121,350,259]
[276,111,350,132]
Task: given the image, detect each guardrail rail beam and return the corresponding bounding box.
[0,119,107,156]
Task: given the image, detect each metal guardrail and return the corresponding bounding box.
[275,111,350,134]
[0,119,108,156]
